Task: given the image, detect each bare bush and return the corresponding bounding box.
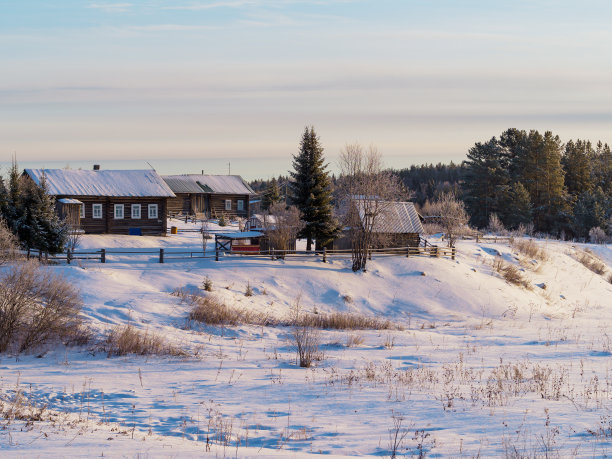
[292,325,321,368]
[493,257,531,289]
[421,193,469,247]
[510,238,549,262]
[589,226,607,244]
[488,213,506,235]
[0,261,85,353]
[0,218,19,264]
[575,249,607,275]
[346,333,365,347]
[104,324,186,357]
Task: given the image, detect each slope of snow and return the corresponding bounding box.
[1,221,611,457]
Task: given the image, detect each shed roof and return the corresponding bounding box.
[162,174,255,195]
[356,200,424,234]
[215,231,263,239]
[25,169,175,198]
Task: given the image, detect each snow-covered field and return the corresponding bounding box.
[2,219,612,457]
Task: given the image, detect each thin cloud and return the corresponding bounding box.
[88,3,133,13]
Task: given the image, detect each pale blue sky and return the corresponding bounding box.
[1,1,612,177]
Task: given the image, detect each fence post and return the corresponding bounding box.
[323,247,327,263]
[216,248,219,261]
[101,248,106,263]
[67,249,71,264]
[452,247,456,260]
[159,248,164,264]
[476,233,479,243]
[406,246,410,258]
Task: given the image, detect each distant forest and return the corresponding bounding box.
[250,128,612,240]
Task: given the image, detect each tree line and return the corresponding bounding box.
[252,127,611,243]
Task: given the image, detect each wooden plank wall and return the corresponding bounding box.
[59,196,168,235]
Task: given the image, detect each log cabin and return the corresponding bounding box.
[162,174,255,219]
[24,167,175,235]
[330,200,424,250]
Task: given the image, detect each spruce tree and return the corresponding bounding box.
[289,126,339,250]
[262,178,282,211]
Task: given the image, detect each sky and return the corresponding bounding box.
[1,0,612,178]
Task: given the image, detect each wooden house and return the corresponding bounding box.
[163,174,255,219]
[24,168,175,235]
[331,200,424,250]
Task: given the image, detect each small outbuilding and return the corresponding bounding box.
[24,167,175,235]
[330,200,424,250]
[162,174,256,219]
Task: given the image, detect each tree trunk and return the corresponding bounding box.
[306,236,312,251]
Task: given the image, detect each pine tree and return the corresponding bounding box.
[289,126,339,250]
[513,130,566,233]
[499,182,532,230]
[262,178,282,211]
[562,139,594,197]
[462,137,510,228]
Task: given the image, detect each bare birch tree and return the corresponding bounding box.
[264,203,304,258]
[338,144,403,271]
[421,192,469,247]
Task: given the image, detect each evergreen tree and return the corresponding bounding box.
[499,182,533,230]
[262,178,282,211]
[462,137,510,228]
[289,126,339,250]
[572,187,610,239]
[562,139,594,197]
[593,141,612,194]
[514,131,566,233]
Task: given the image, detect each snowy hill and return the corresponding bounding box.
[1,220,611,457]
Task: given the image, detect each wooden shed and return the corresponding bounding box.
[162,174,255,219]
[24,168,175,235]
[331,200,424,250]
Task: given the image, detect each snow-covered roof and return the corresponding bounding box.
[57,198,83,205]
[356,200,424,234]
[25,169,175,198]
[162,175,255,195]
[215,231,263,239]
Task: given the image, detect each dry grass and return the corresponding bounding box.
[510,238,549,262]
[346,333,365,347]
[104,324,187,357]
[493,257,531,289]
[293,311,398,330]
[189,295,250,326]
[575,249,607,275]
[292,325,322,367]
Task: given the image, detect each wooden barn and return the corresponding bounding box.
[24,168,175,235]
[162,174,255,219]
[331,200,424,250]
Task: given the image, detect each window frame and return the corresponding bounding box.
[114,204,124,220]
[131,203,141,219]
[224,199,232,211]
[79,203,85,218]
[92,203,103,219]
[148,204,158,219]
[237,199,244,211]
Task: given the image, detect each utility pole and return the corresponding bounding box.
[228,162,231,175]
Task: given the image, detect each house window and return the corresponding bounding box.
[148,204,158,219]
[80,204,85,218]
[131,204,141,219]
[237,200,244,211]
[225,199,232,211]
[114,204,124,219]
[92,204,103,219]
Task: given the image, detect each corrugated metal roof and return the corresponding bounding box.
[162,174,255,195]
[25,169,176,198]
[357,200,424,234]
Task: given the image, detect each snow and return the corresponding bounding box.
[162,174,256,195]
[25,169,175,197]
[1,219,612,457]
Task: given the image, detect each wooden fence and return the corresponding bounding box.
[27,245,456,265]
